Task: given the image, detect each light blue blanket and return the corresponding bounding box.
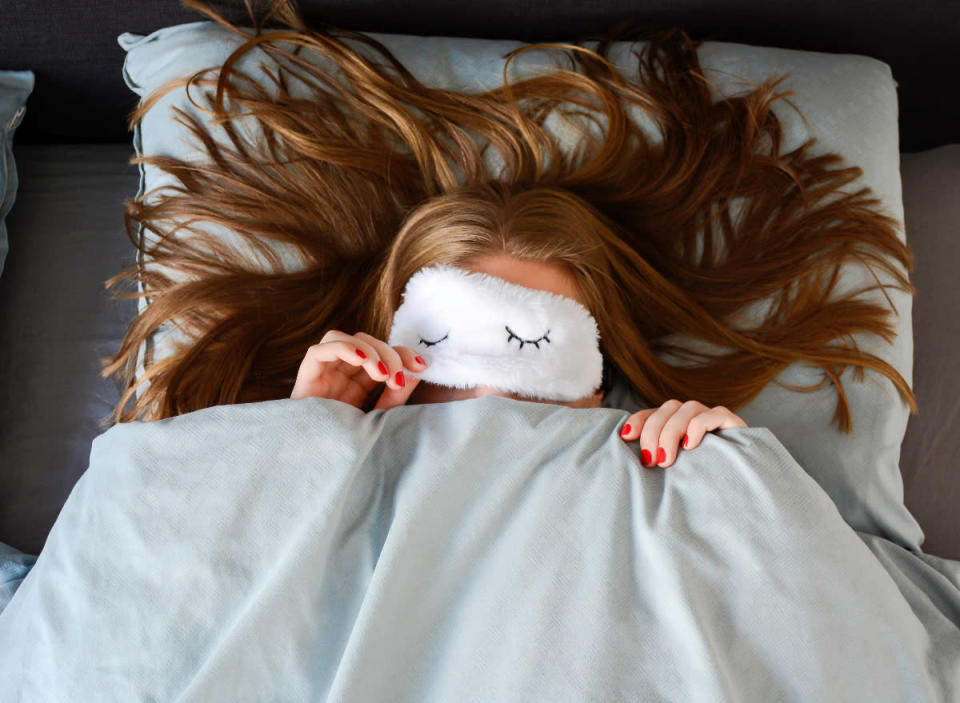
[1,396,958,701]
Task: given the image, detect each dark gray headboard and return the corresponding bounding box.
[2,0,958,152]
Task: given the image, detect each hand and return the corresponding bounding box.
[619,399,748,468]
[290,330,427,411]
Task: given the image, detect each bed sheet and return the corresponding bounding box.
[0,397,958,701]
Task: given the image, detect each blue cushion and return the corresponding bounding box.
[0,70,34,279]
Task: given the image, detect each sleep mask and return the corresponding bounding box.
[387,264,604,401]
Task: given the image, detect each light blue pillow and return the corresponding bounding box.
[117,22,921,552]
[0,69,34,279]
[0,541,37,616]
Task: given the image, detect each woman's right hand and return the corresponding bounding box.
[290,330,427,411]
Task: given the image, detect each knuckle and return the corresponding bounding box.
[342,340,365,357]
[308,342,329,358]
[355,331,384,345]
[385,345,402,361]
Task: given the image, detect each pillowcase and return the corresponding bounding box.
[0,541,36,617]
[117,22,921,551]
[0,69,34,278]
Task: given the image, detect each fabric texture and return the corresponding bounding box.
[0,397,957,701]
[899,144,960,560]
[0,70,34,279]
[117,21,922,552]
[0,542,36,617]
[0,144,141,556]
[388,264,604,400]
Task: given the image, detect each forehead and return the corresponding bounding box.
[460,253,584,305]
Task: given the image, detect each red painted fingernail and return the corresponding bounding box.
[656,447,666,464]
[682,434,689,448]
[395,371,405,387]
[621,423,631,437]
[355,348,367,359]
[641,449,652,466]
[415,356,426,366]
[377,361,388,375]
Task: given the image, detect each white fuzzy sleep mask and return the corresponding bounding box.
[387,264,604,401]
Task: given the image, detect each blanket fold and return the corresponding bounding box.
[0,396,957,702]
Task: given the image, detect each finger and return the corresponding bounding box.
[372,371,423,410]
[632,399,681,468]
[353,332,407,390]
[655,400,709,467]
[316,330,384,382]
[718,406,749,430]
[619,409,654,442]
[392,345,429,374]
[290,338,379,399]
[371,345,429,411]
[637,399,691,469]
[684,406,748,450]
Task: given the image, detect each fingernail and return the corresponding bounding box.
[395,371,405,387]
[415,355,426,366]
[355,348,367,359]
[377,361,388,375]
[682,434,689,448]
[641,449,652,466]
[656,447,666,464]
[620,423,631,437]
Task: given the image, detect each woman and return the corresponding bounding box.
[290,184,749,469]
[102,0,916,450]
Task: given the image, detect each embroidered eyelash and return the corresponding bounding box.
[505,326,551,349]
[418,333,449,347]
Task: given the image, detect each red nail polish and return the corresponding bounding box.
[355,348,367,359]
[682,434,689,448]
[415,356,426,366]
[656,447,666,464]
[621,423,631,437]
[641,449,652,466]
[377,361,388,375]
[395,371,405,387]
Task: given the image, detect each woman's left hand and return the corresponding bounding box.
[619,399,748,468]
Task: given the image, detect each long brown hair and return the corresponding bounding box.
[102,0,917,432]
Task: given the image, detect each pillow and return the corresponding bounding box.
[117,22,921,551]
[0,69,33,278]
[0,541,36,616]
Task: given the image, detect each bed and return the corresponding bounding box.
[0,1,958,699]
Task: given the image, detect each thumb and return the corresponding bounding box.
[372,372,422,411]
